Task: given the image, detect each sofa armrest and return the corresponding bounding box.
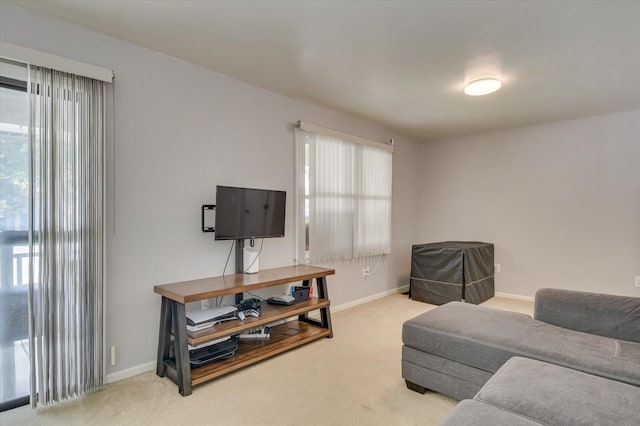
[534,288,640,343]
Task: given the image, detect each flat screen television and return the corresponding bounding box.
[214,186,286,240]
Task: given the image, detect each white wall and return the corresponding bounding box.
[419,110,640,298]
[0,2,422,375]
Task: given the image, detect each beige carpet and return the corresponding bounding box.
[1,294,533,426]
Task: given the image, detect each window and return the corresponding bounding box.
[295,123,393,264]
[0,62,31,411]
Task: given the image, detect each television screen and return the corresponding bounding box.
[214,186,286,240]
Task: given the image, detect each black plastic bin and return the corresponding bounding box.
[410,241,494,305]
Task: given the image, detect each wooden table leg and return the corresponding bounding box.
[156,296,171,377]
[171,300,192,396]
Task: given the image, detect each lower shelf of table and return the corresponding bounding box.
[163,320,330,386]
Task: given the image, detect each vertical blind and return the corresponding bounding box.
[296,125,392,264]
[29,65,105,406]
[355,146,393,257]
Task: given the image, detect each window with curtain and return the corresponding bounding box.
[28,65,107,407]
[2,45,110,410]
[28,65,106,406]
[295,124,393,264]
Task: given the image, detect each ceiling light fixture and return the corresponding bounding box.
[464,78,501,96]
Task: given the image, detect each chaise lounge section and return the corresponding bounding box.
[441,356,640,426]
[401,288,640,401]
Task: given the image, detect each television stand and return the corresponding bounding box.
[153,265,335,396]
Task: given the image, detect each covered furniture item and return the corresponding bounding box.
[441,357,640,426]
[401,289,640,401]
[410,241,494,305]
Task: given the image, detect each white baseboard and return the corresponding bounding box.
[331,284,409,313]
[105,360,155,384]
[104,285,410,384]
[495,291,534,302]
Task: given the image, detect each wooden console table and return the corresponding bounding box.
[154,265,335,396]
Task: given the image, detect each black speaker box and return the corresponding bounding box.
[293,286,310,302]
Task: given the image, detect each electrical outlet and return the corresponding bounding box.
[635,276,640,288]
[362,266,370,278]
[494,264,501,273]
[111,345,116,366]
[200,299,210,309]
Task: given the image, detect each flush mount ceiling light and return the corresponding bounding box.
[464,78,502,96]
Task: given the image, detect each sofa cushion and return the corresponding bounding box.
[440,399,543,426]
[475,357,640,426]
[402,302,640,387]
[534,288,640,343]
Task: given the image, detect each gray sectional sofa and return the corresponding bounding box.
[401,288,640,424]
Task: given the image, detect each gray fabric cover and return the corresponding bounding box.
[402,347,491,400]
[534,288,640,343]
[410,241,494,305]
[402,302,640,387]
[403,347,492,389]
[440,399,542,426]
[475,357,640,426]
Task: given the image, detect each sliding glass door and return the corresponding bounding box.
[0,64,31,410]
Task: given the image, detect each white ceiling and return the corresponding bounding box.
[10,0,640,142]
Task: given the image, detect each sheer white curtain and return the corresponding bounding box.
[306,131,354,262]
[355,146,392,257]
[296,126,392,264]
[28,65,105,406]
